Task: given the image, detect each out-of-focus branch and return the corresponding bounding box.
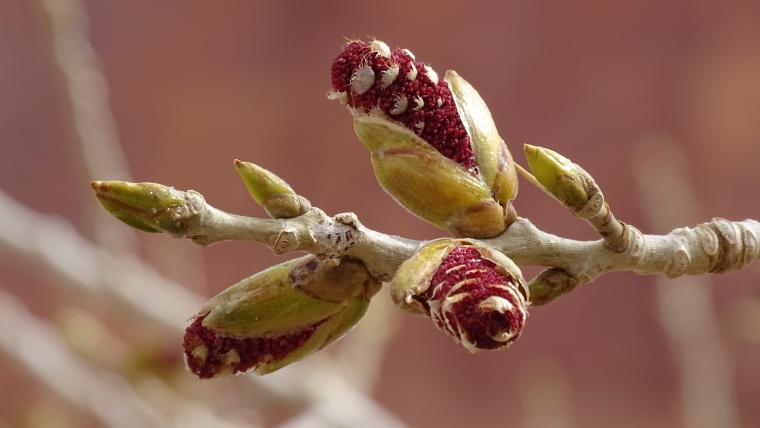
[0,188,202,331]
[0,290,252,428]
[0,289,161,428]
[39,0,131,181]
[38,0,208,293]
[0,189,406,428]
[729,297,760,343]
[515,357,574,428]
[38,0,134,253]
[56,307,256,428]
[275,361,407,428]
[633,137,740,428]
[334,299,400,392]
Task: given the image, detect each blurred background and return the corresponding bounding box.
[1,0,759,427]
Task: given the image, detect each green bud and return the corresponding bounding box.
[523,144,590,209]
[184,256,380,378]
[91,180,194,234]
[234,159,310,218]
[446,70,519,205]
[354,116,510,238]
[527,268,578,306]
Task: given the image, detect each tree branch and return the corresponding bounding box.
[109,181,760,296]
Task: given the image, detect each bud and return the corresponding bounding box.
[329,39,518,238]
[234,159,310,219]
[91,180,196,234]
[390,239,528,352]
[183,256,380,378]
[527,268,578,306]
[523,144,590,210]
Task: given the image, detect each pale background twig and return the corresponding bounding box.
[634,136,741,428]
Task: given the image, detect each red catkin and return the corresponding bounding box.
[424,246,526,350]
[331,40,476,172]
[183,314,318,379]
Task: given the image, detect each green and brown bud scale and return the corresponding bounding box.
[184,256,379,378]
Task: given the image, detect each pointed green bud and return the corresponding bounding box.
[445,70,519,205]
[184,256,380,378]
[523,144,590,209]
[91,180,196,234]
[354,116,509,238]
[234,159,310,218]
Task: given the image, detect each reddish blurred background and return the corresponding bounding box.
[1,1,759,427]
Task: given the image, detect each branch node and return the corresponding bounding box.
[665,245,691,278]
[695,223,720,256]
[273,226,299,255]
[334,212,360,228]
[742,226,758,266]
[706,218,758,273]
[527,268,579,305]
[577,192,604,219]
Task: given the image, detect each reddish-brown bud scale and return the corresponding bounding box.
[331,41,477,172]
[183,314,319,379]
[422,246,527,351]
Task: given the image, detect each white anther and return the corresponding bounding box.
[459,333,479,354]
[424,65,439,85]
[191,345,208,361]
[412,95,425,111]
[442,292,468,313]
[326,89,348,104]
[350,65,375,95]
[492,330,517,343]
[223,349,240,366]
[414,121,425,133]
[390,94,408,115]
[436,97,443,107]
[401,48,416,61]
[370,39,391,58]
[406,63,417,80]
[447,279,476,296]
[479,296,514,313]
[444,264,466,275]
[380,64,399,89]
